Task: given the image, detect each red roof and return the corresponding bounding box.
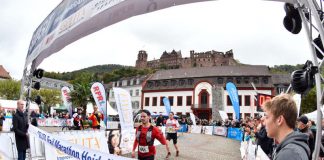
[0,65,11,79]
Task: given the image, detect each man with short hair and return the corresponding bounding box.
[297,115,315,159]
[132,110,169,160]
[165,112,180,158]
[12,100,29,160]
[263,94,310,160]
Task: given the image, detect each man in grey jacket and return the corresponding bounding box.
[263,94,310,160]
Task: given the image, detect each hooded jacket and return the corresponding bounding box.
[273,131,310,160]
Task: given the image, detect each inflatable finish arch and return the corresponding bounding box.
[22,0,324,159]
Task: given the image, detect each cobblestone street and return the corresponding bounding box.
[125,133,241,160]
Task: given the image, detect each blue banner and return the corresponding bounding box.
[226,82,240,120]
[163,97,171,115]
[227,127,243,141]
[178,124,188,132]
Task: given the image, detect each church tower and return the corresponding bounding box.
[135,50,148,68]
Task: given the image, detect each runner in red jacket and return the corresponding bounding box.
[132,110,170,160]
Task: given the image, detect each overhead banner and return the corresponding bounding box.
[91,82,108,126]
[28,125,134,160]
[226,82,240,120]
[163,97,171,115]
[24,0,214,69]
[61,86,72,116]
[113,87,135,153]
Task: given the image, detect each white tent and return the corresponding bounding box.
[0,99,39,111]
[305,108,324,123]
[86,101,118,115]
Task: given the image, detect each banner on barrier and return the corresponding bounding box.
[28,125,134,160]
[190,125,202,134]
[202,126,213,135]
[37,118,72,127]
[227,127,243,141]
[213,126,227,136]
[178,124,188,133]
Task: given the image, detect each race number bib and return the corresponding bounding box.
[166,126,175,133]
[139,145,149,153]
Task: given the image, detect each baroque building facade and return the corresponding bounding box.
[135,49,238,69]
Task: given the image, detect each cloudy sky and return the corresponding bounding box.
[0,0,312,80]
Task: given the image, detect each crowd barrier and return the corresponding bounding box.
[240,140,269,160]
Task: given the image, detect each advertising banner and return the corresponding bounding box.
[24,0,212,69]
[162,97,171,115]
[113,87,135,153]
[226,82,240,120]
[61,86,72,116]
[227,127,243,141]
[190,125,202,134]
[28,125,134,160]
[213,126,227,136]
[178,124,188,133]
[91,82,108,126]
[202,126,213,135]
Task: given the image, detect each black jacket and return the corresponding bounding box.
[12,110,29,151]
[255,126,273,155]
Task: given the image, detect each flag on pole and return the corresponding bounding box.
[163,97,171,115]
[91,82,107,127]
[226,82,240,120]
[61,86,72,117]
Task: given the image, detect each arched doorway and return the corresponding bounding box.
[199,89,209,108]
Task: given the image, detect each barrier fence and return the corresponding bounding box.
[1,122,264,159]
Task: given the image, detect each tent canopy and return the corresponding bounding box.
[86,102,118,115]
[0,99,39,111]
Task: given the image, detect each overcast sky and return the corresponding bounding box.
[0,0,312,80]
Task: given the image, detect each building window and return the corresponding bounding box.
[227,96,232,106]
[111,91,114,98]
[160,97,164,106]
[253,77,259,84]
[155,81,161,87]
[186,96,192,106]
[163,80,168,86]
[152,97,157,106]
[136,89,139,96]
[179,79,185,86]
[236,77,241,84]
[147,82,153,88]
[244,95,251,106]
[239,95,242,106]
[177,96,183,106]
[129,90,133,96]
[188,79,194,85]
[145,97,150,106]
[118,81,122,86]
[227,113,233,119]
[133,79,137,85]
[217,78,223,84]
[169,96,174,106]
[244,77,249,84]
[171,80,177,86]
[278,87,285,94]
[114,82,117,87]
[227,77,233,83]
[262,77,269,84]
[127,80,130,86]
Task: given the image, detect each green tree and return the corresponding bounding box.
[0,79,21,100]
[300,87,317,115]
[31,89,61,113]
